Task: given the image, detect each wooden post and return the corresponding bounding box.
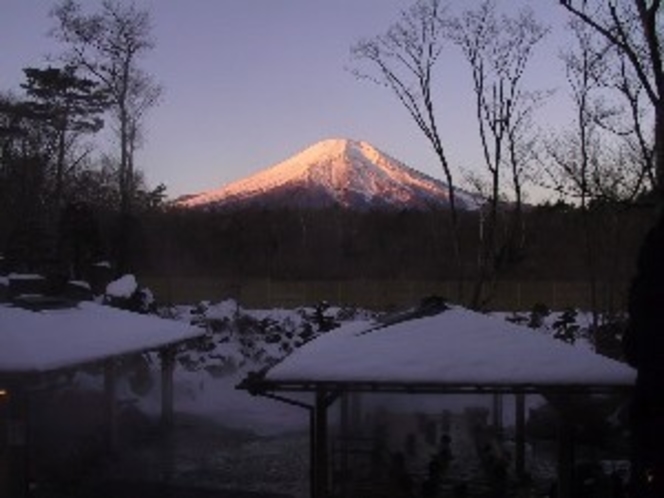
[492,393,504,439]
[557,413,574,498]
[0,387,7,498]
[104,358,118,454]
[350,392,362,435]
[515,392,526,478]
[309,409,316,498]
[339,393,350,498]
[314,390,329,498]
[6,384,28,498]
[160,347,176,430]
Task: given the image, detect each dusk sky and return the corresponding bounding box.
[1,1,573,201]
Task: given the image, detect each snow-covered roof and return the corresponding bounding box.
[261,307,635,392]
[0,302,203,374]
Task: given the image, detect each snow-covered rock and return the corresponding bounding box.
[106,274,138,299]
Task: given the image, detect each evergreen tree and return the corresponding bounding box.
[21,65,108,207]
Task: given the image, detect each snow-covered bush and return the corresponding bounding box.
[104,274,155,314]
[552,308,580,344]
[168,299,376,377]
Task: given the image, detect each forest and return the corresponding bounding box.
[139,202,651,284]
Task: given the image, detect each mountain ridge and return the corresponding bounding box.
[176,138,478,211]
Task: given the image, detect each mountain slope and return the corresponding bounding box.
[177,138,478,211]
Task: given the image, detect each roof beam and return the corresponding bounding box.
[238,378,633,396]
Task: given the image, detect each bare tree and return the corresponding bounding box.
[543,19,653,330]
[590,43,656,200]
[546,19,606,202]
[450,1,548,307]
[560,0,664,200]
[559,4,664,495]
[544,16,652,204]
[51,0,162,215]
[349,0,467,297]
[545,19,610,336]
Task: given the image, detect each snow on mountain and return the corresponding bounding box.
[176,138,479,211]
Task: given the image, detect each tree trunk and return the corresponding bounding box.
[655,104,664,202]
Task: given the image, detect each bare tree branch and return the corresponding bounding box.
[350,0,466,278]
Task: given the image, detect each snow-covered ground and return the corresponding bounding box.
[134,300,374,435]
[4,289,631,496]
[163,301,629,492]
[102,299,630,439]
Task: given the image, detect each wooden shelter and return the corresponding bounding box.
[238,306,636,498]
[0,300,203,498]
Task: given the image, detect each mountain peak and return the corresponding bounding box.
[300,137,373,152]
[177,138,477,211]
[284,138,382,171]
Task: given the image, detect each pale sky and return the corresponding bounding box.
[0,1,573,201]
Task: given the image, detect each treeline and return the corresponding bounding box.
[1,189,654,312]
[0,1,162,282]
[139,202,654,287]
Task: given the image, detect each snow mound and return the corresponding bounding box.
[106,274,138,299]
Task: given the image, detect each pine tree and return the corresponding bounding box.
[21,65,108,207]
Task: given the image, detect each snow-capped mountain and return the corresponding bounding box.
[176,138,478,211]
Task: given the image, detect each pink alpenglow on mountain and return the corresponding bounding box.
[177,139,478,211]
